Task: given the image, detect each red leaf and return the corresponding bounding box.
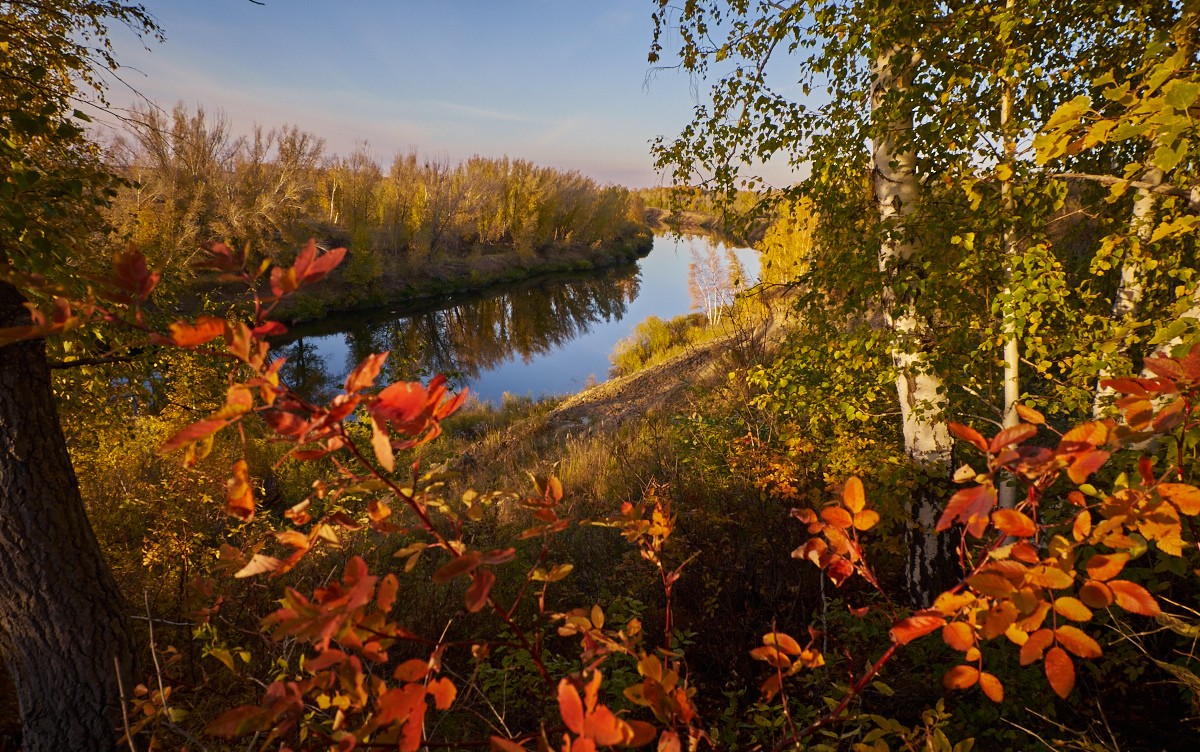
[112,248,159,301]
[251,321,287,338]
[1045,646,1075,698]
[372,381,430,431]
[948,422,988,452]
[465,568,495,613]
[890,612,946,645]
[1099,378,1151,397]
[203,705,266,737]
[377,574,399,613]
[937,484,997,536]
[990,424,1038,453]
[160,418,228,455]
[346,351,390,393]
[431,551,482,584]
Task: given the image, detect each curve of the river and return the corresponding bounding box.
[277,233,759,406]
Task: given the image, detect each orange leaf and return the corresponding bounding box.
[1085,553,1129,581]
[1020,628,1054,666]
[234,554,281,579]
[749,646,792,668]
[584,704,628,746]
[1068,450,1110,484]
[1061,421,1108,447]
[949,422,989,452]
[169,316,226,347]
[890,612,946,645]
[427,677,457,710]
[842,476,865,513]
[626,720,657,747]
[1072,510,1092,542]
[394,659,429,682]
[967,572,1015,598]
[990,423,1038,452]
[1055,626,1102,658]
[1014,404,1045,425]
[346,351,390,393]
[820,506,853,529]
[1053,597,1093,622]
[1159,483,1200,515]
[942,621,976,651]
[763,631,803,655]
[377,574,399,613]
[1045,646,1075,698]
[557,679,585,735]
[979,671,1004,702]
[1078,580,1113,608]
[853,509,881,531]
[489,737,529,752]
[1108,580,1160,615]
[943,665,979,690]
[370,415,395,473]
[225,459,255,521]
[465,568,495,613]
[992,509,1036,537]
[658,730,682,752]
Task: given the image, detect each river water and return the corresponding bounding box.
[277,233,759,405]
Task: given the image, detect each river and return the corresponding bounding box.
[277,233,759,405]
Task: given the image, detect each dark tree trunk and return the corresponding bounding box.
[0,279,136,751]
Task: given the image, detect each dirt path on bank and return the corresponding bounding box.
[541,296,791,436]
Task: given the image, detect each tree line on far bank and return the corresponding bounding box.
[106,103,647,297]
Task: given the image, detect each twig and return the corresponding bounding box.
[113,655,137,752]
[144,591,169,718]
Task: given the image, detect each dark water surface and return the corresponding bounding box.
[277,234,758,405]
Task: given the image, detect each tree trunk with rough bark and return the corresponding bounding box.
[872,43,956,606]
[0,279,136,751]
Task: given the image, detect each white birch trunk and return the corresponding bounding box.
[873,44,953,604]
[998,13,1021,509]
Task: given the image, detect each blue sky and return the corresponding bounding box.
[101,1,748,187]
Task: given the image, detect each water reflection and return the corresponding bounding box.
[278,263,642,402]
[277,234,758,405]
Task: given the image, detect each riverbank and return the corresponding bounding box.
[273,227,653,323]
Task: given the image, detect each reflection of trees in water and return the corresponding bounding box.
[373,268,640,387]
[275,265,640,401]
[278,338,338,404]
